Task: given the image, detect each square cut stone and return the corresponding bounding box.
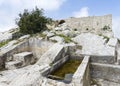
[13,52,34,66]
[5,61,22,70]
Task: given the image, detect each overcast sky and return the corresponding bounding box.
[0,0,120,38]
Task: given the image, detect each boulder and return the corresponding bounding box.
[19,35,30,40]
[46,32,55,38]
[49,36,64,43]
[72,33,115,56]
[55,27,63,31]
[107,38,118,47]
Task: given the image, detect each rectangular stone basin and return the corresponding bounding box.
[47,56,82,83]
[46,56,82,83]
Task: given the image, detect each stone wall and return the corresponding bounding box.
[90,55,115,64]
[65,14,113,37]
[90,62,120,83]
[72,56,90,86]
[29,38,53,60]
[42,55,69,76]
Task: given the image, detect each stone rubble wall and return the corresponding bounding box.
[65,14,113,37]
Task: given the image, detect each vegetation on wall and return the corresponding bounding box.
[16,7,52,34]
[103,36,110,43]
[57,34,73,43]
[102,25,110,30]
[118,39,120,44]
[0,40,10,48]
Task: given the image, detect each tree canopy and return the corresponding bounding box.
[16,7,52,34]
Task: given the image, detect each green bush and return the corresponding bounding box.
[58,20,65,25]
[16,7,52,34]
[102,25,110,30]
[0,40,10,48]
[103,36,109,43]
[118,39,120,44]
[58,34,73,43]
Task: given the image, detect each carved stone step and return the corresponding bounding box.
[5,61,22,70]
[13,52,34,66]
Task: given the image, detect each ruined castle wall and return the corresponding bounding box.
[65,14,112,37]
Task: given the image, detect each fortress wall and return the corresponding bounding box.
[65,14,112,36]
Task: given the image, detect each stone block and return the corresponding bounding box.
[5,61,22,70]
[36,43,64,65]
[13,52,34,66]
[107,38,118,47]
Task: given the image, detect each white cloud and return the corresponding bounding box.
[73,7,89,18]
[4,0,66,11]
[0,0,66,32]
[112,17,120,38]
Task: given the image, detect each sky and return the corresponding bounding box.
[0,0,120,38]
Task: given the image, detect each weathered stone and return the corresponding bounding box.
[5,61,22,70]
[13,52,34,66]
[72,56,90,86]
[64,74,73,83]
[55,27,62,31]
[107,38,118,47]
[46,32,55,38]
[72,33,116,64]
[0,40,17,50]
[36,43,64,65]
[49,36,64,43]
[90,62,120,83]
[19,35,30,40]
[57,82,66,86]
[0,31,12,42]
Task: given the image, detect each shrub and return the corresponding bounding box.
[12,31,24,40]
[74,28,77,31]
[16,7,52,34]
[118,39,120,44]
[0,40,10,48]
[58,34,73,43]
[58,20,65,25]
[103,36,109,43]
[102,25,110,30]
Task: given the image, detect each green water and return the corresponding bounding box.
[50,59,82,78]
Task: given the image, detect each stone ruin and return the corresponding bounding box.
[0,14,120,86]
